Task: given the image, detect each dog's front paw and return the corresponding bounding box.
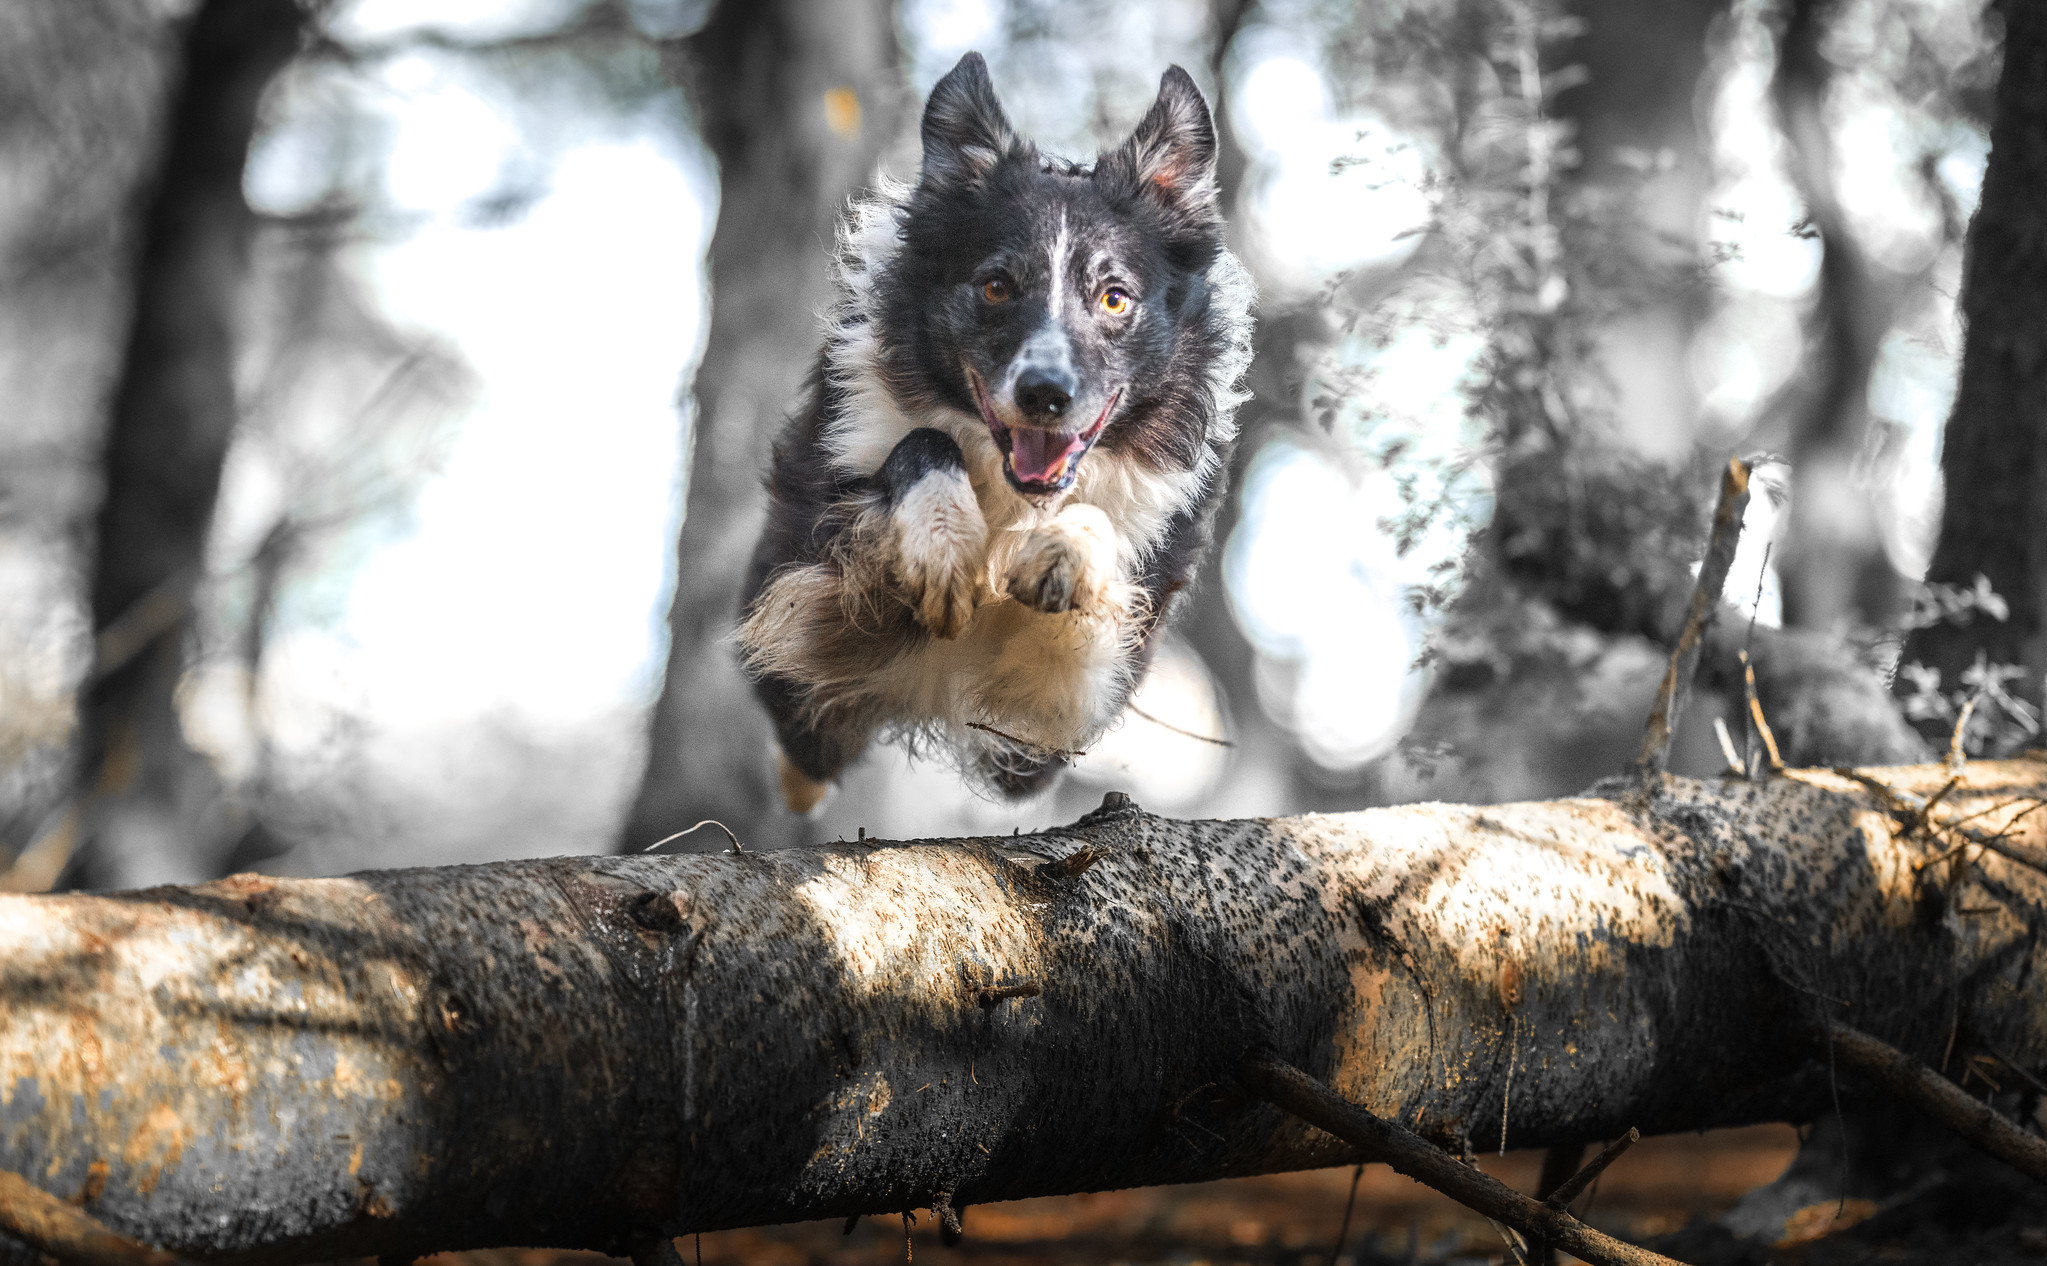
[890,465,988,638]
[1005,504,1119,616]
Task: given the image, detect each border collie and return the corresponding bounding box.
[737,51,1254,811]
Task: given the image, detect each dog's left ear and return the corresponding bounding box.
[920,52,1019,191]
[1102,66,1220,223]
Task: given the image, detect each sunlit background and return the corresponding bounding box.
[0,0,1991,874]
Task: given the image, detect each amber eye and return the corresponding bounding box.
[981,277,1012,304]
[1099,287,1132,316]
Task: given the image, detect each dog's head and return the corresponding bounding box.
[885,53,1225,501]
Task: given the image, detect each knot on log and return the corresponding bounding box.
[976,980,1042,1007]
[1071,790,1142,827]
[627,890,690,934]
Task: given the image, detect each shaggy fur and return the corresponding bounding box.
[738,52,1254,805]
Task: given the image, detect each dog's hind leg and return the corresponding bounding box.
[875,428,987,638]
[752,670,870,814]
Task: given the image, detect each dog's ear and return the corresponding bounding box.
[1102,66,1220,223]
[919,52,1017,190]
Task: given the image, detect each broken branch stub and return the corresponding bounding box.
[1637,457,1751,783]
[0,762,2043,1262]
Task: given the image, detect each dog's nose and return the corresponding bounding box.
[1015,366,1075,422]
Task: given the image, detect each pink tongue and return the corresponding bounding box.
[1008,427,1084,483]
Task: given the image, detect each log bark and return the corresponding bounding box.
[2,761,2044,1264]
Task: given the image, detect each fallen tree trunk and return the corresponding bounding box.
[2,762,2043,1264]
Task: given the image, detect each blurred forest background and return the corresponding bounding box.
[2,0,2045,1258]
[0,0,2027,890]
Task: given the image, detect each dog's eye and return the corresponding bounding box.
[981,278,1012,304]
[1099,287,1132,316]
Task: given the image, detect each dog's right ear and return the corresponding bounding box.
[919,52,1017,190]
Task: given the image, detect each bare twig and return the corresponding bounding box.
[1530,1143,1587,1266]
[1637,458,1751,784]
[1237,1056,1683,1266]
[1837,771,2047,875]
[1823,1022,2047,1185]
[1904,776,1962,838]
[1127,703,1234,747]
[1980,1040,2047,1098]
[1546,1129,1640,1209]
[966,722,1086,760]
[0,1169,197,1266]
[640,820,741,854]
[1742,651,1786,774]
[1713,716,1746,777]
[1951,687,1983,771]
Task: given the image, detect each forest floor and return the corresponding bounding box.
[416,1125,2047,1266]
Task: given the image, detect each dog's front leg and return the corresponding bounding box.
[1004,503,1122,618]
[875,428,988,638]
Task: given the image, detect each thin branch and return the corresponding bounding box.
[0,1168,196,1266]
[966,722,1086,760]
[1713,716,1746,777]
[1638,458,1751,784]
[1743,651,1787,774]
[1981,1040,2047,1097]
[1237,1055,1683,1266]
[1126,703,1234,747]
[1951,686,1983,771]
[1545,1129,1640,1209]
[1836,771,2047,875]
[1823,1022,2047,1185]
[640,820,741,854]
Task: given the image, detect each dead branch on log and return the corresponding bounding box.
[1742,651,1787,774]
[0,1169,194,1266]
[1835,767,2047,874]
[0,764,2040,1262]
[1636,458,1750,785]
[1237,1057,1678,1266]
[1546,1129,1640,1209]
[1823,1023,2047,1185]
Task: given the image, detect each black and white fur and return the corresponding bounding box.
[738,52,1254,811]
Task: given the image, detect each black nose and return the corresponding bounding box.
[1014,366,1075,422]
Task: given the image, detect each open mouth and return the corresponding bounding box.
[970,374,1121,495]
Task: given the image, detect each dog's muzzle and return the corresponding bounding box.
[970,373,1121,496]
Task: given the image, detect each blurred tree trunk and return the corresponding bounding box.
[67,0,305,890]
[1771,0,1908,632]
[1896,0,2047,733]
[621,0,901,853]
[1553,0,1725,456]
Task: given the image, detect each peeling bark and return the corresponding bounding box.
[3,761,2044,1263]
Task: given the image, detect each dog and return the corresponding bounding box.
[737,51,1254,812]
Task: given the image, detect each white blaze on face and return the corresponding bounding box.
[1047,210,1070,319]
